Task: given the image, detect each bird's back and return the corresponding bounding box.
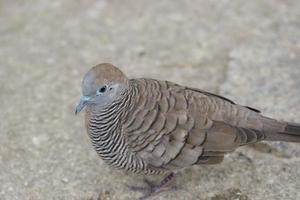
[121,79,266,172]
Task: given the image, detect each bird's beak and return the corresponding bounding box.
[75,96,91,115]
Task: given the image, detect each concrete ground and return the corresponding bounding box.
[0,0,299,199]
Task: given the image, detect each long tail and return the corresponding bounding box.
[261,117,300,143]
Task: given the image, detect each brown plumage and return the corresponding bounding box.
[75,63,300,198]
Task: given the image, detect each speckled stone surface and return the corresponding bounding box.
[0,0,299,200]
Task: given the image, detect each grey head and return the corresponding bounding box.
[75,63,129,114]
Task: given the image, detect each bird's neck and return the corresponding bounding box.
[88,93,129,143]
[86,87,136,168]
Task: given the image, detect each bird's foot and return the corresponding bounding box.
[127,172,178,200]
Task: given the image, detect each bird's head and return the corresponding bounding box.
[75,63,129,114]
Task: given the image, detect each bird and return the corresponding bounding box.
[75,63,300,199]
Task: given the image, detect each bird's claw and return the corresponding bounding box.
[127,172,178,200]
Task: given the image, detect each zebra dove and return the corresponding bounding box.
[75,63,300,199]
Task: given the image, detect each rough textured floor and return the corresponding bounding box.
[0,0,299,200]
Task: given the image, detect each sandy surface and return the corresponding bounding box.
[0,0,299,200]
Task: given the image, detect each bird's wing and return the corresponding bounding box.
[186,86,261,113]
[123,79,263,170]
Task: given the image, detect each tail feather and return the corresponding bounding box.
[263,117,300,143]
[282,122,300,136]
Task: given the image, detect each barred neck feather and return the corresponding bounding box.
[87,83,161,174]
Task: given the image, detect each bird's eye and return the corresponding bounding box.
[98,85,107,93]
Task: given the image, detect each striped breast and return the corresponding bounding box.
[85,87,164,174]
